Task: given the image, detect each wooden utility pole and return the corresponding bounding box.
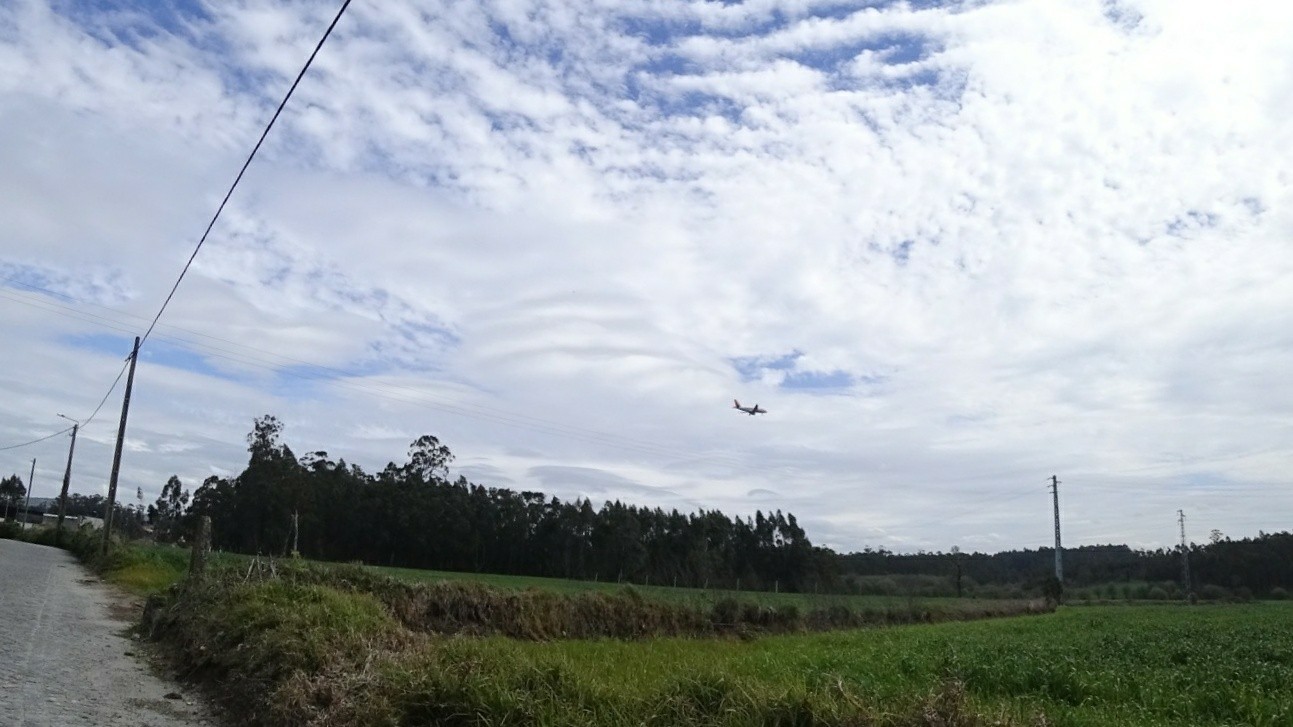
[19,458,35,530]
[102,337,140,553]
[1178,509,1193,601]
[1050,475,1063,582]
[55,421,79,542]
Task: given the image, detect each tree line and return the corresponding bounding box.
[170,416,834,592]
[839,535,1293,598]
[108,414,1292,598]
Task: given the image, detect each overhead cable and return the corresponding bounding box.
[0,427,74,452]
[138,0,353,347]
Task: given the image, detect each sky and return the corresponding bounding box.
[1,0,1290,554]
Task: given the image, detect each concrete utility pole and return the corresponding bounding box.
[20,458,35,530]
[1178,509,1193,600]
[1050,475,1063,582]
[103,336,141,553]
[55,416,79,542]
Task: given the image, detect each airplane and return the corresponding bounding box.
[733,399,766,416]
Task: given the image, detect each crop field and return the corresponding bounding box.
[356,602,1293,726]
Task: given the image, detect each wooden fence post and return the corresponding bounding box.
[189,516,211,580]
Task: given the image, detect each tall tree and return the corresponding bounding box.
[0,475,25,521]
[151,475,191,542]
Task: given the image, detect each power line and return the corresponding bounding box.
[0,287,757,466]
[1,276,351,365]
[139,0,353,347]
[0,294,130,450]
[83,360,131,428]
[0,0,354,464]
[0,427,73,452]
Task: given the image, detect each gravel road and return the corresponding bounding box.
[0,539,214,726]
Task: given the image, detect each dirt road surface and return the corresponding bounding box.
[0,539,214,726]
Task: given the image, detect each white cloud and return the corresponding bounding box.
[1,0,1290,553]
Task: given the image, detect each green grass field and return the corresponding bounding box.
[357,603,1293,726]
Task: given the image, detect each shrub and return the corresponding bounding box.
[1199,584,1229,601]
[710,597,740,627]
[1269,586,1289,600]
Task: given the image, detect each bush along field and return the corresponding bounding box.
[0,523,232,595]
[134,557,1293,727]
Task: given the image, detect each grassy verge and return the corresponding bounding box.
[0,523,212,595]
[140,563,1293,726]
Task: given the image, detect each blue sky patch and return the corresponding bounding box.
[66,332,134,357]
[1101,0,1144,31]
[52,0,210,49]
[0,264,57,293]
[781,369,854,390]
[68,333,249,384]
[731,350,868,393]
[732,350,803,382]
[789,31,934,76]
[893,239,915,264]
[65,331,432,401]
[270,362,362,400]
[1166,210,1219,237]
[1176,470,1233,490]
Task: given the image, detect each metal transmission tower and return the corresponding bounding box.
[1178,509,1194,601]
[1050,475,1063,582]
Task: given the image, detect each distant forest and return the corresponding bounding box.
[14,415,1292,597]
[841,538,1293,600]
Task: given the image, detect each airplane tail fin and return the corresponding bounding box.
[733,399,741,408]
